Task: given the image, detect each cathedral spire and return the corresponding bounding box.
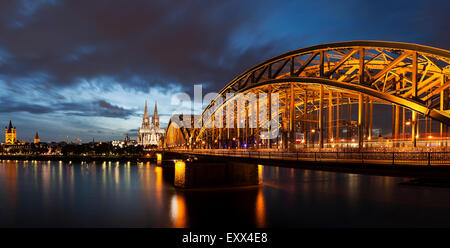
[152,101,160,128]
[8,120,13,132]
[142,101,150,128]
[153,101,158,120]
[144,100,149,119]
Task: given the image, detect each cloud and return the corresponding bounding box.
[0,98,135,118]
[0,0,289,93]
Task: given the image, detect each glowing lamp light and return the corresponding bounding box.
[330,138,334,142]
[156,153,162,161]
[351,139,355,142]
[368,136,371,141]
[175,160,185,168]
[428,135,433,139]
[301,139,305,143]
[311,129,316,133]
[405,121,411,126]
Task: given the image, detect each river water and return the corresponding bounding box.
[1,160,450,227]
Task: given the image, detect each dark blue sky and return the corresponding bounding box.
[0,0,449,142]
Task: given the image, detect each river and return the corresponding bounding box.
[1,160,450,227]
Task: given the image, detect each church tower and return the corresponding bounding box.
[152,101,160,129]
[5,120,17,144]
[142,101,150,129]
[34,132,40,143]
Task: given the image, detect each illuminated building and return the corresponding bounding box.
[138,101,165,147]
[5,120,17,145]
[112,135,137,148]
[34,132,40,143]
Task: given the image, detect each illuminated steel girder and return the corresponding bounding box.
[169,41,450,149]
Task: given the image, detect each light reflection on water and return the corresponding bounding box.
[1,160,450,227]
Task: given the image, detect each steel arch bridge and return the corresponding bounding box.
[168,41,450,150]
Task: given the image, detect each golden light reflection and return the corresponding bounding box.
[255,188,266,227]
[5,161,17,209]
[257,165,264,184]
[156,153,162,165]
[347,173,360,205]
[143,164,151,189]
[42,162,50,205]
[174,160,186,187]
[57,163,63,198]
[154,166,163,208]
[114,164,120,185]
[170,194,187,228]
[124,162,130,189]
[155,166,162,192]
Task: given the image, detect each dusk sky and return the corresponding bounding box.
[0,0,449,142]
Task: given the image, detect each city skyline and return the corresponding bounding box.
[0,100,164,143]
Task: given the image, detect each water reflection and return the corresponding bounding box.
[255,187,266,227]
[1,161,450,227]
[170,193,187,228]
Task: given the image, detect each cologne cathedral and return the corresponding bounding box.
[138,101,165,147]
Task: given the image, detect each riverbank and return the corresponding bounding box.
[0,154,148,163]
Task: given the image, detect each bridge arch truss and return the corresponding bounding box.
[181,41,450,150]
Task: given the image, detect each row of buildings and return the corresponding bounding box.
[3,101,165,149]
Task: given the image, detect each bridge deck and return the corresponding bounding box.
[166,149,450,166]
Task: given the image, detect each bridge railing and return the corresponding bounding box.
[167,149,450,166]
